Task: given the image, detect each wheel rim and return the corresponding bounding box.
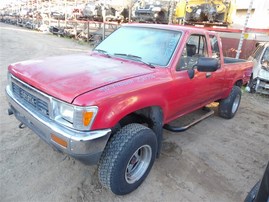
[232,94,240,114]
[125,145,152,184]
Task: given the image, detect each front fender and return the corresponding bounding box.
[91,90,167,130]
[72,71,172,130]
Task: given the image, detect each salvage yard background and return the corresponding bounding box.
[0,22,268,202]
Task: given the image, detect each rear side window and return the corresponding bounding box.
[209,35,220,59]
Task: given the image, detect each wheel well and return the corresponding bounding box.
[235,80,243,88]
[119,107,154,127]
[110,106,164,157]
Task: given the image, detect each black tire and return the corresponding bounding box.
[98,123,157,195]
[248,75,257,93]
[244,181,261,202]
[219,86,242,119]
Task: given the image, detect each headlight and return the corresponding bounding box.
[59,103,74,123]
[51,99,98,131]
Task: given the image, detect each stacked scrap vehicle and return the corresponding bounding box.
[175,0,236,27]
[132,1,169,24]
[123,0,236,25]
[79,2,127,23]
[79,1,103,21]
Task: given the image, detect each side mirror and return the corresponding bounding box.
[187,69,195,79]
[197,57,219,72]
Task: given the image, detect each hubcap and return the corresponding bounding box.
[232,94,240,114]
[125,145,152,184]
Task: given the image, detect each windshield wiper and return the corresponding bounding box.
[114,53,155,68]
[94,49,111,57]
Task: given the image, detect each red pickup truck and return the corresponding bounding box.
[6,24,253,195]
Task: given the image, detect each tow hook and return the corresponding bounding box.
[19,123,25,129]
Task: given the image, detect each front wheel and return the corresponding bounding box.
[98,123,157,195]
[218,86,242,119]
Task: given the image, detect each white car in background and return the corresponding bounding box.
[247,42,269,94]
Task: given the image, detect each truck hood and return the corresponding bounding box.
[9,54,154,103]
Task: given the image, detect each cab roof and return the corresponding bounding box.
[123,23,213,34]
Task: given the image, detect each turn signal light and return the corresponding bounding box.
[83,111,94,126]
[51,134,68,148]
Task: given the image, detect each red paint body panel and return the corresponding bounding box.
[8,53,154,103]
[8,24,253,130]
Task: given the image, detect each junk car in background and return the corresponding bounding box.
[247,42,269,94]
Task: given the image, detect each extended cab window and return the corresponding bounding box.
[178,34,208,70]
[209,35,220,59]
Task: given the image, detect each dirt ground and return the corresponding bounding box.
[0,23,268,202]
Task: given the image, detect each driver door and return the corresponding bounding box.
[168,34,211,119]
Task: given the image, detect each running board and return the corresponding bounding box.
[163,107,214,132]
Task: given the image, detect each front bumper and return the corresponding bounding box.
[255,78,269,95]
[6,86,111,164]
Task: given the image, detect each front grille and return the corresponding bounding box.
[12,82,49,117]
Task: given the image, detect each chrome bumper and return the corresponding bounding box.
[255,78,269,95]
[6,86,111,164]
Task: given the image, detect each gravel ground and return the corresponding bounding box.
[0,23,268,202]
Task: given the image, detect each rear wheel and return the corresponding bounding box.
[98,123,157,195]
[219,86,242,119]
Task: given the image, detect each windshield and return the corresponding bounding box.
[95,26,182,66]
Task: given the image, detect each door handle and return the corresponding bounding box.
[206,72,211,78]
